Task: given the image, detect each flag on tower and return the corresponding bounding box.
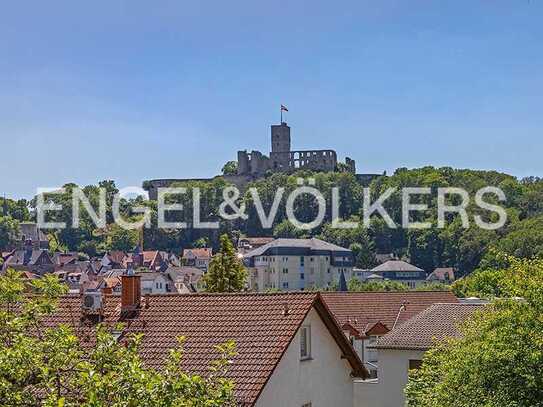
[280,104,288,112]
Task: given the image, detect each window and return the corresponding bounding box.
[282,282,289,289]
[300,325,311,360]
[283,268,289,274]
[300,256,305,266]
[409,360,423,370]
[300,273,305,280]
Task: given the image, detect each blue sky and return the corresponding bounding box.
[1,0,542,199]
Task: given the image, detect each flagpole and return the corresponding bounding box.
[281,106,283,123]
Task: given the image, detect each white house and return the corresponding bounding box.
[47,285,367,407]
[321,291,460,378]
[137,271,172,294]
[354,303,484,407]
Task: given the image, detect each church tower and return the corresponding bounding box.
[271,122,291,153]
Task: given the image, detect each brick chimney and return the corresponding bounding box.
[121,268,141,312]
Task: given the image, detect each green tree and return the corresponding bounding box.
[193,237,210,248]
[273,219,308,239]
[0,269,236,406]
[0,216,19,250]
[406,257,543,407]
[204,234,247,292]
[222,161,238,176]
[106,224,139,252]
[347,279,408,292]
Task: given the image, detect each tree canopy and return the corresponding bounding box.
[4,167,543,278]
[0,269,236,406]
[203,234,247,292]
[406,256,543,406]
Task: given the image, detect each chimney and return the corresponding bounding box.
[121,268,141,312]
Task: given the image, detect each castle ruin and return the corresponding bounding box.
[236,122,355,177]
[143,121,373,200]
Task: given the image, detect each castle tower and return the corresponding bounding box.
[271,122,291,153]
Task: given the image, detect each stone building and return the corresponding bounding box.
[236,121,354,177]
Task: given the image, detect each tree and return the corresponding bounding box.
[106,224,139,252]
[0,216,19,250]
[347,279,408,292]
[273,219,308,239]
[406,257,543,406]
[222,161,238,176]
[204,234,247,292]
[193,237,210,248]
[0,269,236,406]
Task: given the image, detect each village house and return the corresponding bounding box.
[44,277,367,407]
[100,250,128,269]
[321,291,459,378]
[370,260,427,289]
[2,244,54,275]
[237,236,275,255]
[182,247,212,271]
[15,222,49,250]
[355,303,484,407]
[426,267,455,284]
[243,238,354,291]
[166,266,203,293]
[137,271,172,294]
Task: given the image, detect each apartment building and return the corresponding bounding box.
[244,238,354,291]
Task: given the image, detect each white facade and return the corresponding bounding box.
[140,273,171,294]
[248,254,353,291]
[354,348,425,407]
[255,308,359,407]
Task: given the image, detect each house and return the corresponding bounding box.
[321,291,459,377]
[237,237,275,255]
[362,303,484,407]
[427,267,455,284]
[182,248,212,271]
[43,281,367,407]
[52,252,79,269]
[2,247,54,275]
[97,276,122,294]
[101,251,128,269]
[55,261,100,293]
[166,266,203,293]
[137,271,172,294]
[15,222,49,249]
[244,238,354,291]
[126,250,164,271]
[351,268,385,282]
[370,260,427,289]
[159,251,181,267]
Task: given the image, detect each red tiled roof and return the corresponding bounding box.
[42,292,365,406]
[108,251,127,265]
[141,250,161,265]
[321,291,459,334]
[101,277,121,289]
[427,267,455,281]
[376,303,485,350]
[183,248,212,259]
